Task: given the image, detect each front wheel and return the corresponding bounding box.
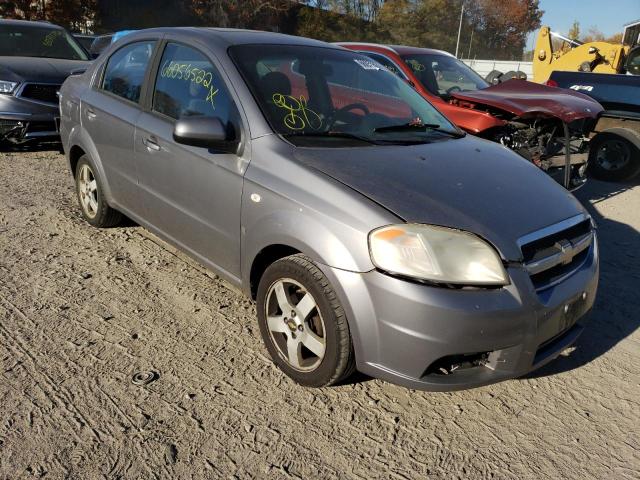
[588,130,640,181]
[256,254,355,387]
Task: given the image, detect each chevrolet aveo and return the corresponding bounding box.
[59,28,599,391]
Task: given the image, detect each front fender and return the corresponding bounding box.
[242,208,371,288]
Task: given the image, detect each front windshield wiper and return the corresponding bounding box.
[374,123,466,138]
[282,131,381,145]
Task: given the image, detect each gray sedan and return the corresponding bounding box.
[59,28,598,391]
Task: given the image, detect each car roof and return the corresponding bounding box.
[125,27,336,49]
[0,18,64,29]
[337,42,454,58]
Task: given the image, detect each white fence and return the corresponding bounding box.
[461,59,533,79]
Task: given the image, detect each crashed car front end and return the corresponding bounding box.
[0,81,61,144]
[450,80,604,191]
[485,113,596,190]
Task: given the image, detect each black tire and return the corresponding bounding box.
[75,155,122,227]
[500,70,518,81]
[256,254,355,387]
[588,130,640,182]
[485,69,503,85]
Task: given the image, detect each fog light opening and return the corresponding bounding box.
[0,120,25,140]
[423,352,491,377]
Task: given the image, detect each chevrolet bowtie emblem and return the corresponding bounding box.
[555,239,574,265]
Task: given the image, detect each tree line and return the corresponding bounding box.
[1,0,546,60]
[567,20,623,44]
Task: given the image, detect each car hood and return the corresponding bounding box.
[0,56,89,84]
[451,79,603,123]
[292,136,585,261]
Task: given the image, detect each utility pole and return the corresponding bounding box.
[467,28,474,59]
[455,2,464,58]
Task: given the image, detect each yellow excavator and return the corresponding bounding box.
[532,21,640,83]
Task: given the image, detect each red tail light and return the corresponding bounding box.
[546,79,559,87]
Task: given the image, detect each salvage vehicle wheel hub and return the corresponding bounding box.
[595,139,631,171]
[265,278,326,372]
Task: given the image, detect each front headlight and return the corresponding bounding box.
[0,80,18,94]
[369,224,508,286]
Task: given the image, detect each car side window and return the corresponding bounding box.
[101,41,155,103]
[153,43,236,125]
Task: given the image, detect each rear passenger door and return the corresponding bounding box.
[82,40,156,211]
[134,41,246,280]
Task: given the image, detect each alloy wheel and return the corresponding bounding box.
[78,164,98,218]
[264,278,326,372]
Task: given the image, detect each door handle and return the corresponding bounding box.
[86,108,96,120]
[143,136,161,151]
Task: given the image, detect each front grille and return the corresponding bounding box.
[19,83,61,105]
[519,215,594,291]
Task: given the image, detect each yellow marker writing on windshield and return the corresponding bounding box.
[42,31,62,47]
[407,60,425,72]
[272,93,322,131]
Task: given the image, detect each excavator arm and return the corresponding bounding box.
[533,26,629,83]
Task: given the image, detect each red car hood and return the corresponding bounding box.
[451,80,603,123]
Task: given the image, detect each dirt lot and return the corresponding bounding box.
[0,148,638,479]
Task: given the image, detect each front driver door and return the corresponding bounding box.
[134,41,247,281]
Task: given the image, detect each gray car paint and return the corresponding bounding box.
[59,27,598,391]
[291,137,585,262]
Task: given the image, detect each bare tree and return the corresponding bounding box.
[189,0,290,29]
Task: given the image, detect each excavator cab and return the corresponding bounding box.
[626,46,640,75]
[622,20,640,75]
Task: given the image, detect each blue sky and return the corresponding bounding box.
[525,0,640,50]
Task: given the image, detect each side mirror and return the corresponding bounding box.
[173,116,238,152]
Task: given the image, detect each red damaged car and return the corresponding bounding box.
[338,43,603,190]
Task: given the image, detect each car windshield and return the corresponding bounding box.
[229,44,461,146]
[401,54,489,97]
[0,24,89,61]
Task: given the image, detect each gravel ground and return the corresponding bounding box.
[0,148,639,480]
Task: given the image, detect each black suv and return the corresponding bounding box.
[0,19,90,145]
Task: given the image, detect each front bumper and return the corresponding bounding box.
[0,93,59,143]
[319,239,598,391]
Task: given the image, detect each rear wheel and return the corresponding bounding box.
[588,130,640,181]
[256,254,355,387]
[75,155,122,227]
